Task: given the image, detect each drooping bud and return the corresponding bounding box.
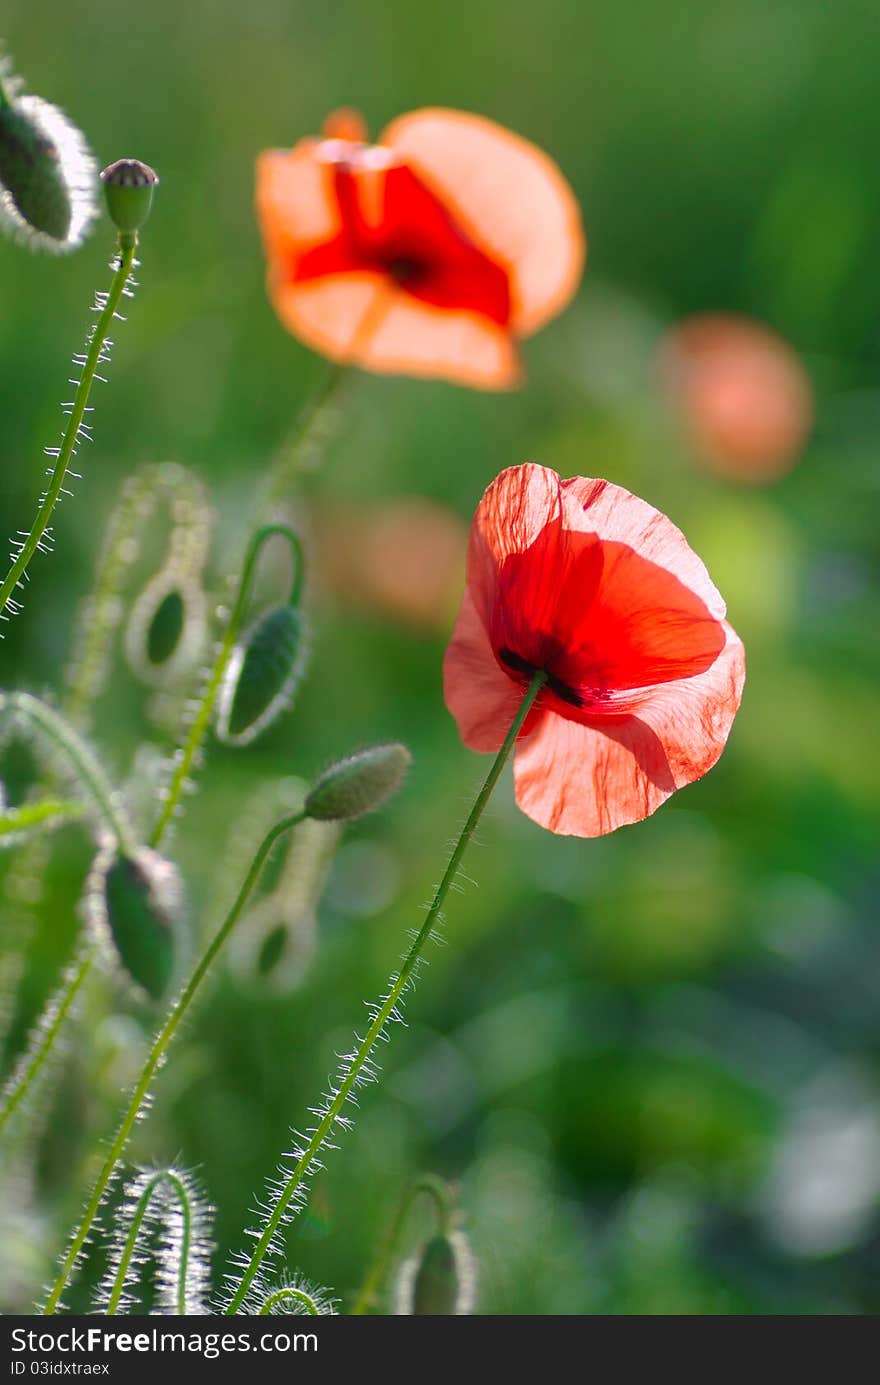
[0,64,97,251]
[146,588,184,664]
[215,604,307,746]
[100,158,158,235]
[304,743,411,823]
[125,571,207,687]
[395,1230,476,1315]
[87,844,183,999]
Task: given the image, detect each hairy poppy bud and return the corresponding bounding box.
[0,64,97,251]
[87,844,183,999]
[395,1231,476,1315]
[146,588,184,664]
[125,571,207,687]
[215,603,307,746]
[100,158,158,235]
[304,743,411,822]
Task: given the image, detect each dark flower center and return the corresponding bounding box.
[498,645,584,708]
[385,254,429,286]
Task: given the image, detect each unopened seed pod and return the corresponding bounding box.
[100,158,158,235]
[87,845,183,999]
[305,743,412,823]
[215,603,307,746]
[0,70,97,251]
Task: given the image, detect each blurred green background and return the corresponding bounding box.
[2,0,879,1314]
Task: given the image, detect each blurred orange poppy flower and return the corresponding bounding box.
[657,314,813,483]
[444,464,745,836]
[256,108,585,389]
[316,497,467,632]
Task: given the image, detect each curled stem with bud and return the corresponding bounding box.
[42,741,408,1313]
[0,693,179,1137]
[352,1174,457,1315]
[150,524,305,845]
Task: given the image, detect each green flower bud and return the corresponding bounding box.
[304,743,411,823]
[146,588,185,664]
[87,844,183,999]
[100,158,158,234]
[216,604,307,746]
[395,1231,476,1315]
[0,65,97,251]
[125,571,207,687]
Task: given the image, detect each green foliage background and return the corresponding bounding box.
[1,0,879,1313]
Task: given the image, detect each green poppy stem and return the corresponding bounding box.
[148,524,302,848]
[41,808,306,1315]
[0,234,137,624]
[224,669,547,1313]
[260,362,348,514]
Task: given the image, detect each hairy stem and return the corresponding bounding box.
[42,809,306,1314]
[0,949,94,1137]
[258,1287,320,1316]
[0,235,137,623]
[224,671,547,1313]
[260,364,347,515]
[0,798,84,841]
[105,1170,193,1315]
[0,692,136,852]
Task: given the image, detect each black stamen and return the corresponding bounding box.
[499,646,536,676]
[387,255,427,285]
[498,646,584,708]
[546,673,584,708]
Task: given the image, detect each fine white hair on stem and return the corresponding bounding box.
[93,1166,215,1315]
[253,1273,339,1316]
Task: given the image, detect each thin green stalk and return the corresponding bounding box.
[0,949,94,1137]
[148,525,301,848]
[0,234,137,622]
[225,671,547,1314]
[260,363,347,515]
[42,809,306,1315]
[0,798,84,840]
[0,692,136,852]
[351,1174,454,1315]
[0,691,135,1116]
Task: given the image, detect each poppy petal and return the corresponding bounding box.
[466,462,563,624]
[466,466,731,693]
[265,271,390,365]
[380,108,585,336]
[513,621,744,836]
[256,144,341,264]
[558,474,728,621]
[443,588,530,751]
[363,295,521,388]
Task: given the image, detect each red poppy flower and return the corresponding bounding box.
[256,108,585,390]
[443,464,745,836]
